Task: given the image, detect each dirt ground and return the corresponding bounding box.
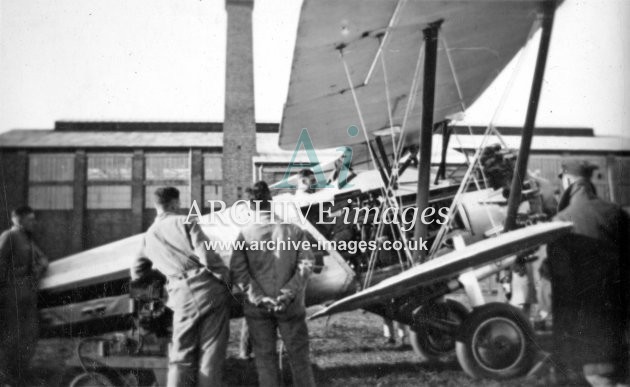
[30,307,553,387]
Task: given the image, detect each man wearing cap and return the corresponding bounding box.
[132,187,231,387]
[231,181,317,387]
[547,160,629,386]
[0,206,49,386]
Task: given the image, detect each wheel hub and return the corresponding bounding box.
[472,317,525,371]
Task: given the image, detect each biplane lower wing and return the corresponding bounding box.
[310,221,573,319]
[39,234,144,293]
[38,204,357,335]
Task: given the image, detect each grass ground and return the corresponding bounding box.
[31,308,552,386]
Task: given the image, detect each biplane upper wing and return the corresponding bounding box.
[279,0,560,151]
[310,221,572,319]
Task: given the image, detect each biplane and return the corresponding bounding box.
[38,0,570,384]
[278,0,566,380]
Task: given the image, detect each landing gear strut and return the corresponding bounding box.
[409,299,469,364]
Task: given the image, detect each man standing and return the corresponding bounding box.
[547,160,629,386]
[231,181,317,387]
[133,187,231,387]
[0,206,49,386]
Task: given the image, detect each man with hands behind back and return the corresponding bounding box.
[231,181,317,387]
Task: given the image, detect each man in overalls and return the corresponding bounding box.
[0,206,49,386]
[133,187,231,387]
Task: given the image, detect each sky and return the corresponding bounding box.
[0,0,301,132]
[0,0,628,137]
[462,0,630,138]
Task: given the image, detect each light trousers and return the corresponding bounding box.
[166,269,230,387]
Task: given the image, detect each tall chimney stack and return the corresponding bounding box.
[223,0,256,205]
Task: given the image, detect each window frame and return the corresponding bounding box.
[85,152,134,210]
[144,152,192,209]
[27,153,75,210]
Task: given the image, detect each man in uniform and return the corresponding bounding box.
[132,187,231,387]
[0,206,49,386]
[231,181,317,387]
[547,160,629,386]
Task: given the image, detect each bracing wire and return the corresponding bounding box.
[339,48,414,269]
[364,0,407,85]
[339,50,387,183]
[428,18,541,256]
[378,38,415,267]
[440,35,499,229]
[380,48,398,155]
[393,39,425,167]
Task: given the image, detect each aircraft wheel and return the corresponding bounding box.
[68,371,115,387]
[410,299,469,364]
[455,302,535,380]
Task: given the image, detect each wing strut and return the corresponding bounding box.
[412,20,443,263]
[428,18,541,257]
[338,45,415,270]
[503,1,556,232]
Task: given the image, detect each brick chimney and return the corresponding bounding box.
[223,0,256,205]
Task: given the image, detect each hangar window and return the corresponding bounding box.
[145,154,190,181]
[87,153,132,181]
[86,153,133,209]
[203,154,222,181]
[28,153,74,210]
[28,186,73,210]
[87,186,132,209]
[29,153,74,182]
[144,153,191,208]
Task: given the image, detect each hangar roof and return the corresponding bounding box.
[0,129,225,149]
[0,121,342,163]
[0,122,626,159]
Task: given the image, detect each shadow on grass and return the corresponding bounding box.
[223,357,457,386]
[33,356,465,387]
[314,360,461,381]
[224,357,259,386]
[225,356,323,387]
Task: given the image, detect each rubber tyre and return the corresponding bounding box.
[410,299,469,364]
[455,302,535,380]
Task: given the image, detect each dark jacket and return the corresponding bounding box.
[0,226,48,289]
[231,214,314,318]
[547,179,630,365]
